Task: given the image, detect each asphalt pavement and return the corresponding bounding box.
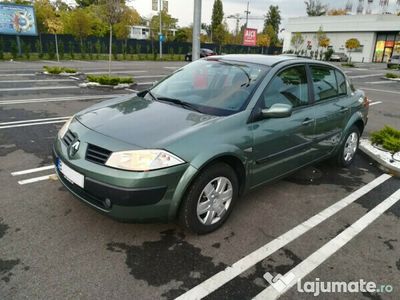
[0,59,399,300]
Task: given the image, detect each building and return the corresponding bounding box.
[282,14,400,62]
[129,25,177,40]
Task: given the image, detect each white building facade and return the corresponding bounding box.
[283,14,400,62]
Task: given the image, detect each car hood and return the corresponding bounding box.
[76,95,219,148]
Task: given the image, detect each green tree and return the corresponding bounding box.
[345,38,360,62]
[114,7,141,40]
[75,0,97,8]
[305,0,327,16]
[265,24,279,47]
[211,0,223,42]
[263,5,281,39]
[291,32,304,52]
[150,10,178,39]
[63,8,94,47]
[34,0,55,34]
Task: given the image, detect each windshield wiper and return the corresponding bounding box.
[157,97,203,113]
[146,90,158,101]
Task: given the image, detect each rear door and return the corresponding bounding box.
[309,65,351,157]
[250,64,317,187]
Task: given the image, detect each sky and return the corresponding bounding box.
[130,0,400,32]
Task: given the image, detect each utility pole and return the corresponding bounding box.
[244,1,250,28]
[159,0,163,59]
[192,0,202,61]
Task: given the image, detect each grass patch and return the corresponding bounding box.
[341,63,355,67]
[43,66,77,74]
[86,74,134,86]
[387,64,400,70]
[385,72,400,79]
[371,126,400,153]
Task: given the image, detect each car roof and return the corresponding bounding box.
[206,54,303,66]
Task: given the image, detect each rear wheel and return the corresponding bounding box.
[179,163,238,234]
[335,126,360,167]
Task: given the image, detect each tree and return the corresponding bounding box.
[113,7,141,40]
[291,32,304,52]
[75,0,97,8]
[63,8,94,46]
[150,10,178,39]
[211,0,223,42]
[305,0,327,16]
[316,26,330,57]
[257,34,271,52]
[265,24,279,47]
[213,23,227,48]
[34,0,56,34]
[327,8,347,15]
[345,38,360,62]
[46,16,64,62]
[263,5,281,39]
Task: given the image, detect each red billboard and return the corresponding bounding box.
[243,28,257,46]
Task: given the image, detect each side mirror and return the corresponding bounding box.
[261,103,293,118]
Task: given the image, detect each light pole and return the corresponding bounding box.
[192,0,202,61]
[159,0,163,59]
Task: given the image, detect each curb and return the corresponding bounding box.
[381,77,400,81]
[359,138,400,177]
[79,82,134,90]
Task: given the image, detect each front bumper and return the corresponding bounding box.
[53,121,191,222]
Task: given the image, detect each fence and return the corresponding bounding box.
[0,33,282,57]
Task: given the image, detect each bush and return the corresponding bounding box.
[43,66,77,74]
[385,73,400,79]
[95,40,101,60]
[87,74,134,86]
[342,63,355,67]
[387,64,399,70]
[69,41,74,59]
[48,42,55,59]
[324,48,334,61]
[23,42,30,59]
[59,41,65,60]
[11,41,18,59]
[0,37,4,60]
[371,126,400,153]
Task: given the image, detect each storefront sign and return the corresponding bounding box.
[0,3,37,35]
[243,28,257,46]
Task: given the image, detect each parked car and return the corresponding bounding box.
[280,53,312,59]
[387,55,400,69]
[185,48,216,61]
[53,55,368,234]
[329,52,349,62]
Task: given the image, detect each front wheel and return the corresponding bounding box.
[179,163,238,234]
[335,126,360,167]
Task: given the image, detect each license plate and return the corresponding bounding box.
[57,158,84,188]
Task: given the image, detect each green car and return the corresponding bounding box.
[53,55,369,234]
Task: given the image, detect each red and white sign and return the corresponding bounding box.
[243,28,257,46]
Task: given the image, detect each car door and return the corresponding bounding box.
[250,64,318,188]
[309,65,351,157]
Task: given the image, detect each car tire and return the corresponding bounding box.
[179,162,238,234]
[335,125,360,167]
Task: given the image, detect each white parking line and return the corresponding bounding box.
[164,66,181,69]
[253,187,400,300]
[0,79,74,83]
[369,101,383,106]
[134,75,166,79]
[176,174,392,300]
[0,94,126,105]
[18,174,55,185]
[12,165,54,176]
[0,73,36,77]
[361,87,400,95]
[87,70,147,75]
[0,119,67,129]
[0,116,70,126]
[364,81,397,84]
[349,73,384,79]
[136,81,155,86]
[0,86,79,92]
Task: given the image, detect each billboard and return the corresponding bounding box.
[243,28,257,46]
[0,3,37,36]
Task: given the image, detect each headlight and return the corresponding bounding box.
[105,150,185,171]
[58,117,73,139]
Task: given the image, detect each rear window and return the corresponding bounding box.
[310,66,338,102]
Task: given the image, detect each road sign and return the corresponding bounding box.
[152,0,158,11]
[163,0,168,12]
[159,34,166,42]
[243,28,257,46]
[0,3,37,36]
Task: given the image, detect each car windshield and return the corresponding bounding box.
[149,59,269,116]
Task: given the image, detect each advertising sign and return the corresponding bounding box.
[0,3,37,36]
[243,28,257,46]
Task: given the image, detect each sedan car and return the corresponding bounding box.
[53,55,368,234]
[329,52,349,62]
[387,54,400,69]
[185,48,216,61]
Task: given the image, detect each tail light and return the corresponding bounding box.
[363,96,369,108]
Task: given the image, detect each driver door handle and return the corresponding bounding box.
[302,118,314,126]
[339,107,349,113]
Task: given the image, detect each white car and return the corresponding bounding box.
[387,55,400,69]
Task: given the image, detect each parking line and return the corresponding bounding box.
[18,174,55,185]
[134,75,166,79]
[12,165,54,176]
[0,73,36,77]
[136,82,155,86]
[0,79,74,83]
[0,116,70,126]
[369,101,383,106]
[87,70,147,75]
[349,73,384,79]
[364,81,397,84]
[360,87,400,95]
[0,119,67,129]
[0,86,79,92]
[0,94,126,105]
[253,187,400,300]
[175,174,392,300]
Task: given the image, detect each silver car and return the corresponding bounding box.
[387,55,400,68]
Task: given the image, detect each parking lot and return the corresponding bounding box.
[0,59,399,299]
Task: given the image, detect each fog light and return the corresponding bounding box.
[104,198,112,209]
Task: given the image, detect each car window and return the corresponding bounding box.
[335,70,347,95]
[392,55,399,60]
[311,66,338,102]
[261,65,309,109]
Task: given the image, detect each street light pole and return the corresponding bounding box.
[192,0,202,61]
[159,0,163,59]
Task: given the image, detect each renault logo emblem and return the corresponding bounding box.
[68,140,80,158]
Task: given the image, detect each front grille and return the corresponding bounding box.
[63,130,76,146]
[86,144,112,165]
